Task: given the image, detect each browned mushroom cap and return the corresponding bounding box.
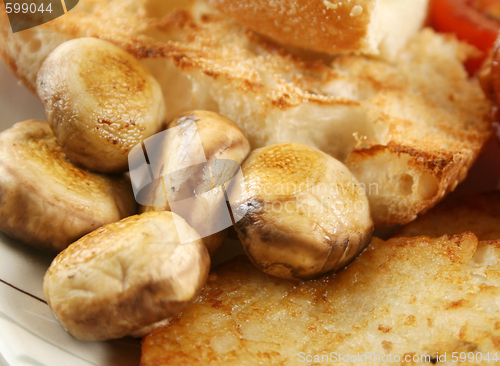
[139,110,250,256]
[233,142,374,281]
[43,211,210,341]
[36,37,166,173]
[0,120,137,252]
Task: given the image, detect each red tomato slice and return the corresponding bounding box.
[431,0,500,74]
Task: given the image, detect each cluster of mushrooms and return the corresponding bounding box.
[0,38,373,341]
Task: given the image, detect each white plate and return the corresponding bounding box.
[0,60,247,365]
[1,53,500,365]
[0,61,144,366]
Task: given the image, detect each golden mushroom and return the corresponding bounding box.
[36,37,166,173]
[43,211,210,341]
[0,120,136,252]
[233,142,374,281]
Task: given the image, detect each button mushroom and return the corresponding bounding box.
[36,37,166,173]
[136,110,250,256]
[43,211,210,341]
[233,142,374,281]
[0,120,137,252]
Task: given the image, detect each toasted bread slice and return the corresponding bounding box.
[397,191,500,240]
[0,0,492,226]
[206,0,430,58]
[142,233,500,365]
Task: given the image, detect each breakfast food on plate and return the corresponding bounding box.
[233,142,373,280]
[142,233,500,365]
[0,120,136,252]
[397,191,500,240]
[43,211,210,341]
[36,37,166,173]
[0,0,498,361]
[206,0,430,57]
[138,110,250,256]
[0,0,492,227]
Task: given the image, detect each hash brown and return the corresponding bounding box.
[141,233,500,365]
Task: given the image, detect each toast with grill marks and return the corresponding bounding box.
[0,0,492,226]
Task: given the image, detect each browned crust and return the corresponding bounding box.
[346,141,482,227]
[206,0,373,55]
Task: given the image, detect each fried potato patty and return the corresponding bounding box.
[142,233,500,365]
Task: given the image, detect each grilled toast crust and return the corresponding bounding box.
[0,0,492,226]
[206,0,430,57]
